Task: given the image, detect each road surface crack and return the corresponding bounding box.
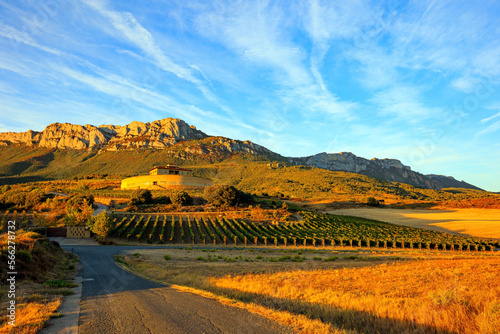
[133,303,153,334]
[194,311,224,333]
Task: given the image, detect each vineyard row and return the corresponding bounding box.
[107,212,499,251]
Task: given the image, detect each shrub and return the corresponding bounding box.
[65,199,94,227]
[17,249,32,263]
[154,196,171,205]
[163,255,172,260]
[170,191,192,206]
[204,185,254,207]
[367,197,380,207]
[90,212,113,239]
[131,189,152,205]
[67,194,95,207]
[204,185,239,207]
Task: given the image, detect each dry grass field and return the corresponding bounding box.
[0,232,77,334]
[328,208,500,239]
[120,247,500,334]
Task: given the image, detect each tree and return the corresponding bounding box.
[90,212,113,241]
[170,191,192,206]
[65,199,94,226]
[131,189,153,205]
[367,197,380,207]
[204,185,254,207]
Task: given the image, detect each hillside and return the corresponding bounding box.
[0,145,488,202]
[0,118,483,191]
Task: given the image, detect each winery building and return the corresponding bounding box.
[121,164,213,190]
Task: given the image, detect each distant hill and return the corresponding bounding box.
[426,174,483,191]
[0,118,483,191]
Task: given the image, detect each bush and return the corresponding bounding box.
[204,185,254,207]
[67,194,95,207]
[90,212,113,238]
[65,199,93,226]
[131,189,152,205]
[154,196,171,205]
[367,197,380,207]
[204,185,238,207]
[25,191,47,207]
[170,191,192,206]
[17,249,32,263]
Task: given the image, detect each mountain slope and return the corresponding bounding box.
[426,174,483,191]
[0,118,482,191]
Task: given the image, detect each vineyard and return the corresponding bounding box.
[108,211,500,251]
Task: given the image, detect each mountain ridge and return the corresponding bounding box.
[0,118,482,191]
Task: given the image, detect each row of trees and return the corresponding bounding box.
[130,185,254,208]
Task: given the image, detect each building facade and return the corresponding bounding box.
[121,164,213,190]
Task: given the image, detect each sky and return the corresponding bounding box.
[0,0,499,191]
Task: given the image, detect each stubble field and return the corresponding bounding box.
[328,208,500,239]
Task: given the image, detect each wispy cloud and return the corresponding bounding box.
[82,0,194,81]
[481,111,500,124]
[478,120,500,135]
[80,0,237,117]
[194,1,354,119]
[369,86,441,121]
[0,23,61,55]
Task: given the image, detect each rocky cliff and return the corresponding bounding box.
[0,118,207,151]
[291,152,444,190]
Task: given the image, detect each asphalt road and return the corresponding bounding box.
[65,245,295,334]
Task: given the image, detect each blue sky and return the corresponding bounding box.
[0,1,499,191]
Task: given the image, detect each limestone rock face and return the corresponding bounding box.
[103,118,207,151]
[0,129,37,146]
[291,152,444,190]
[0,118,207,151]
[295,152,411,173]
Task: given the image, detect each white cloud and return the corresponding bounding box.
[0,23,61,55]
[194,1,354,120]
[450,76,481,93]
[80,0,232,114]
[196,1,309,86]
[369,86,441,121]
[481,111,500,124]
[82,0,192,80]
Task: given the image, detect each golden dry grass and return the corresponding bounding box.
[0,300,61,334]
[211,258,500,334]
[122,247,500,334]
[330,208,500,239]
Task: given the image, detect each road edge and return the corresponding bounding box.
[40,270,83,334]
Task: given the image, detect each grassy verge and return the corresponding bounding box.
[118,246,500,333]
[0,231,78,333]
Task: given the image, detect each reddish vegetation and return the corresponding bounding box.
[437,197,500,209]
